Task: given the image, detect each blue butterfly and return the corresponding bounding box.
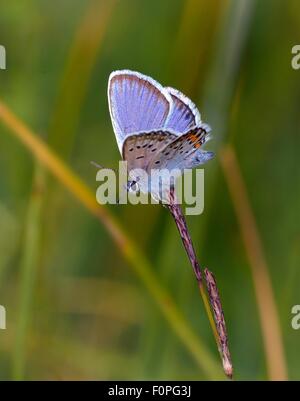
[108,70,214,200]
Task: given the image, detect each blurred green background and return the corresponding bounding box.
[0,0,300,380]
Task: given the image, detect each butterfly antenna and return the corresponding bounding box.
[90,161,121,204]
[90,161,116,172]
[90,161,103,169]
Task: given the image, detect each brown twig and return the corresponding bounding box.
[166,189,233,378]
[204,268,233,378]
[167,190,202,283]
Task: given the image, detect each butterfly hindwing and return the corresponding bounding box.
[164,87,201,133]
[149,126,213,171]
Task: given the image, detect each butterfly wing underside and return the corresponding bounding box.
[148,126,214,171]
[122,128,213,200]
[122,131,177,197]
[122,131,177,171]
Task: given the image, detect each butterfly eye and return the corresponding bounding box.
[126,180,134,191]
[129,181,140,194]
[126,176,140,193]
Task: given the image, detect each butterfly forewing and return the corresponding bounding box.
[108,70,173,152]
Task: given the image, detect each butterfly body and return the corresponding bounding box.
[108,70,214,201]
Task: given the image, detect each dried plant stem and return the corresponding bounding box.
[167,191,232,378]
[220,144,287,381]
[204,268,233,378]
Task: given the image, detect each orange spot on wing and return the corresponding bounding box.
[187,132,202,149]
[189,134,198,143]
[189,134,201,149]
